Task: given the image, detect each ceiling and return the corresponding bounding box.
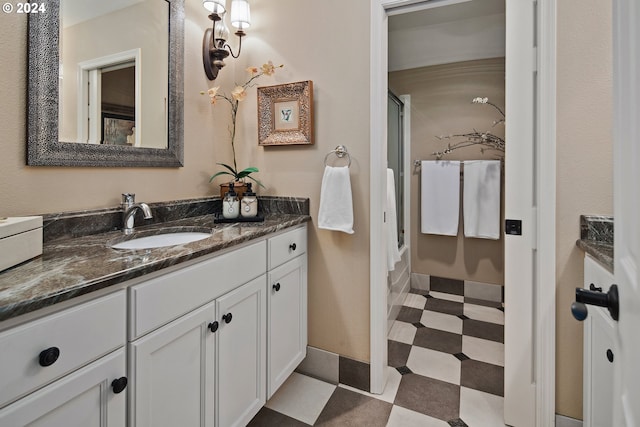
[389,0,505,31]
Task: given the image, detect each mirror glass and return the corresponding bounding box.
[59,0,168,149]
[27,0,184,167]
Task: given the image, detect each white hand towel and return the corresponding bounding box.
[318,166,354,234]
[386,168,402,271]
[420,160,460,236]
[463,160,501,239]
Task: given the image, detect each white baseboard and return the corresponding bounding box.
[555,414,582,427]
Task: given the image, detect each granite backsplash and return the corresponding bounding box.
[41,196,310,243]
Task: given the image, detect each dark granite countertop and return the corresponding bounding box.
[576,215,613,272]
[0,197,310,322]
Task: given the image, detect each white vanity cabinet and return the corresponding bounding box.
[128,241,267,427]
[0,291,127,427]
[128,300,217,427]
[216,275,266,427]
[267,251,307,398]
[583,254,617,427]
[0,223,307,427]
[265,225,308,398]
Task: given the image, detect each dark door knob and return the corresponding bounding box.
[607,349,614,363]
[289,243,297,251]
[111,377,128,394]
[273,283,281,292]
[38,347,60,367]
[208,321,219,333]
[222,313,232,324]
[571,284,619,321]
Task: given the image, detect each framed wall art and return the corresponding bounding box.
[257,80,314,146]
[101,112,135,146]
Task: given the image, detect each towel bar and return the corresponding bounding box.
[324,145,352,167]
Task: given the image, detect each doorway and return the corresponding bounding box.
[370,1,557,426]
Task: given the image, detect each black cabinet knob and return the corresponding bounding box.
[111,377,128,394]
[273,283,281,292]
[38,347,60,367]
[289,243,297,251]
[222,313,233,324]
[607,349,614,363]
[208,321,219,333]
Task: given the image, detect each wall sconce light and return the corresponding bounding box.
[202,0,251,80]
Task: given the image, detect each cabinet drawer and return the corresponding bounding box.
[130,240,267,339]
[0,291,126,409]
[268,225,307,270]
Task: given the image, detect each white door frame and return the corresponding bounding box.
[369,1,556,425]
[612,0,640,425]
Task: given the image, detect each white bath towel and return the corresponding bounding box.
[421,160,460,236]
[386,168,402,271]
[463,160,501,239]
[318,166,354,234]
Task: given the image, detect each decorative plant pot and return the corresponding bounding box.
[220,181,248,199]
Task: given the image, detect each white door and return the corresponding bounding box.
[0,349,126,427]
[503,0,537,425]
[267,256,308,398]
[216,275,266,427]
[612,0,640,425]
[129,302,216,427]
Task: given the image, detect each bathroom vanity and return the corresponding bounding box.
[576,215,615,427]
[0,198,309,427]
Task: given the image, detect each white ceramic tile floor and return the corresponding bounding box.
[388,319,417,345]
[406,346,461,385]
[429,291,465,303]
[264,372,336,425]
[464,303,505,325]
[386,405,450,427]
[338,366,402,404]
[254,283,505,427]
[462,335,505,367]
[403,293,428,310]
[459,386,506,427]
[420,309,463,334]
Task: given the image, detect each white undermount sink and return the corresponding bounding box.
[109,230,212,250]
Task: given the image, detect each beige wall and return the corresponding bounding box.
[389,58,505,285]
[0,0,372,362]
[0,0,615,409]
[556,0,613,419]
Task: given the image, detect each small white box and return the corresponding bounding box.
[0,216,43,272]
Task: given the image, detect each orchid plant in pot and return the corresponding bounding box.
[204,61,283,198]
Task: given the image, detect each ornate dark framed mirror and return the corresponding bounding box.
[27,0,184,167]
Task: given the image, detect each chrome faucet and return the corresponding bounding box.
[121,193,153,235]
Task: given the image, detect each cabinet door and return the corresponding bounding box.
[216,275,266,427]
[267,256,308,398]
[0,348,126,427]
[584,256,617,427]
[130,302,216,427]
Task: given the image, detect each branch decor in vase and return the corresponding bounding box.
[432,97,505,160]
[202,61,283,197]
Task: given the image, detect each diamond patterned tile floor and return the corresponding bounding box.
[249,284,506,427]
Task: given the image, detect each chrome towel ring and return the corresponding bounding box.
[324,145,351,167]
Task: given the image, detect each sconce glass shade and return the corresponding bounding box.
[214,19,230,44]
[230,0,251,30]
[203,0,226,14]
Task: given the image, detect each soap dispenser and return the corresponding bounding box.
[240,183,258,218]
[222,183,240,219]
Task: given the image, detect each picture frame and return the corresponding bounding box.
[101,112,135,146]
[257,80,314,146]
